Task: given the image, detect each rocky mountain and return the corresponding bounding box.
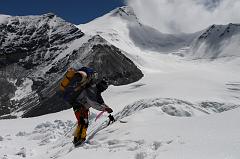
[0,13,143,118]
[189,23,240,59]
[0,13,84,67]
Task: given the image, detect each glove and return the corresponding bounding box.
[105,107,113,113]
[108,114,115,122]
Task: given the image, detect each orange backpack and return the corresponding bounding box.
[60,67,91,102]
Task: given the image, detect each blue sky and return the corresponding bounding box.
[0,0,125,24]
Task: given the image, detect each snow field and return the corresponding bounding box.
[1,97,240,159]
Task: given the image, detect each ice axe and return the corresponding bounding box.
[95,106,115,125]
[95,111,115,125]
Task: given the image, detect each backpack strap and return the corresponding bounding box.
[74,71,89,92]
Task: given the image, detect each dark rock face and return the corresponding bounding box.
[0,78,16,116]
[67,35,143,86]
[89,44,143,85]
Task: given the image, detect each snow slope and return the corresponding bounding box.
[65,106,240,159]
[0,98,240,159]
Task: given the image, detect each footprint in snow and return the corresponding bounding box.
[135,152,147,159]
[15,131,29,137]
[151,141,162,150]
[15,147,26,158]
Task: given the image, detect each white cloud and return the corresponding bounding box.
[126,0,240,33]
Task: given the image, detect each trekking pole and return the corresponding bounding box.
[95,110,106,122]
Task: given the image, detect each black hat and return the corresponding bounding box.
[96,78,108,92]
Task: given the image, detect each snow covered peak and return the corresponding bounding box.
[110,6,139,22]
[79,6,197,54]
[190,23,240,60]
[198,23,240,40]
[6,12,76,35]
[78,6,141,32]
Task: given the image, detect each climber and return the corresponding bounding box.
[72,78,113,146]
[59,61,113,146]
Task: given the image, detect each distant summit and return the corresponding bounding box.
[190,23,240,59]
[110,6,139,22]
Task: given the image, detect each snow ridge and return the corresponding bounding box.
[114,98,240,120]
